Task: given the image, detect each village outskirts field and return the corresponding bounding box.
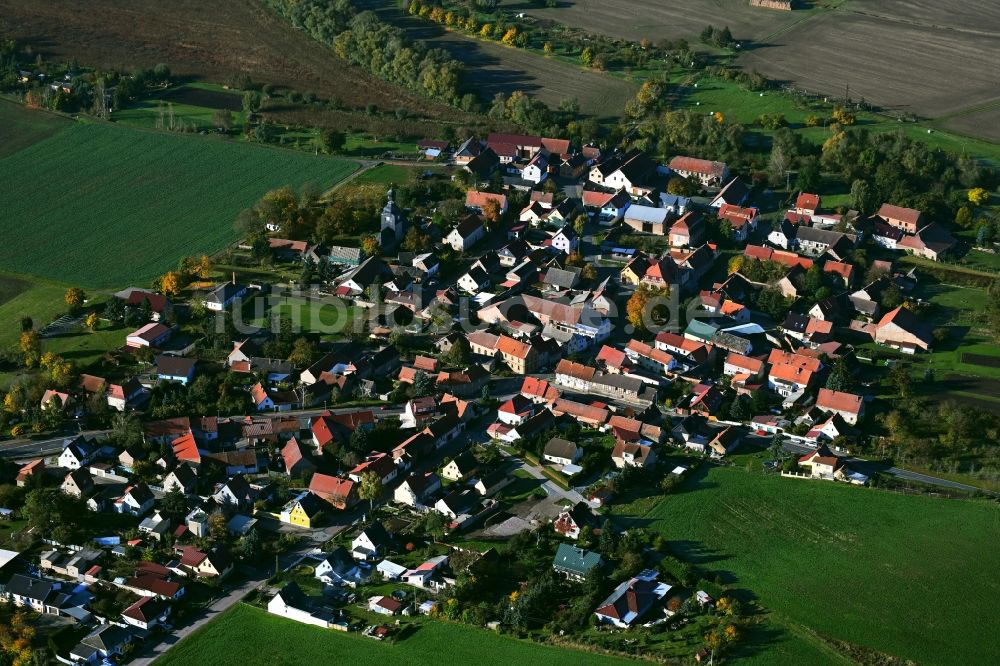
[0,96,361,381]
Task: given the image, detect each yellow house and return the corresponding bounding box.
[280,492,325,528]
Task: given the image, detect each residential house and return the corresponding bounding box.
[767,349,821,398]
[309,473,358,510]
[394,472,441,509]
[121,596,170,631]
[877,203,923,234]
[280,492,325,528]
[154,355,197,385]
[369,595,404,616]
[70,624,134,664]
[669,211,704,247]
[522,152,548,183]
[816,388,865,425]
[163,464,198,495]
[457,265,491,294]
[446,215,486,252]
[465,190,508,215]
[553,544,604,581]
[797,443,845,480]
[39,389,71,414]
[873,306,932,353]
[138,510,172,542]
[267,582,336,629]
[314,547,363,585]
[174,545,234,579]
[594,570,670,627]
[442,452,479,482]
[550,224,579,253]
[898,223,957,261]
[474,469,514,496]
[352,522,391,561]
[553,502,595,539]
[723,352,765,380]
[201,280,248,312]
[113,483,155,516]
[668,156,728,186]
[520,376,560,404]
[106,378,145,411]
[543,437,581,466]
[61,468,95,499]
[281,438,317,479]
[718,203,758,242]
[611,442,657,469]
[58,436,97,469]
[709,177,750,208]
[794,192,820,216]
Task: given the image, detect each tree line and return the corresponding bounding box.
[265,0,466,105]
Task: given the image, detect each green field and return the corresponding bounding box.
[679,76,1000,167]
[0,98,71,157]
[0,111,357,288]
[617,466,1000,665]
[157,603,635,666]
[0,273,71,347]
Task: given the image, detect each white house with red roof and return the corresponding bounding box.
[594,570,670,628]
[723,352,764,380]
[815,388,865,425]
[794,192,820,216]
[497,394,534,426]
[668,156,728,186]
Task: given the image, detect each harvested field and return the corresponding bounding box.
[961,354,1000,368]
[516,0,1000,139]
[738,2,1000,120]
[160,86,243,111]
[358,0,637,116]
[0,0,469,121]
[0,99,70,157]
[938,105,1000,144]
[500,0,811,43]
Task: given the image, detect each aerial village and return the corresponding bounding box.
[0,131,951,663]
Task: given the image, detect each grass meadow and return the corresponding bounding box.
[156,603,636,666]
[0,112,357,288]
[617,465,1000,665]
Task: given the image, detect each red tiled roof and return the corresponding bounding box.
[309,473,355,505]
[555,359,596,381]
[520,376,560,402]
[877,203,922,226]
[669,156,727,178]
[552,398,609,425]
[725,352,763,373]
[596,345,629,370]
[796,192,820,211]
[171,433,200,463]
[816,388,863,415]
[466,190,508,209]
